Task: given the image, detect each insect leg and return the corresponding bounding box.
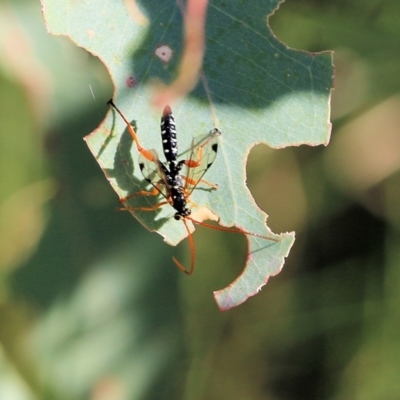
[107,99,157,163]
[187,216,279,243]
[120,187,160,203]
[172,218,196,275]
[198,179,218,189]
[181,175,217,190]
[119,181,170,211]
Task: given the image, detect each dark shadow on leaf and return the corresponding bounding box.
[95,123,116,160]
[105,112,172,231]
[131,0,331,108]
[249,238,282,255]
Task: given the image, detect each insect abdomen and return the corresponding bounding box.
[160,105,179,168]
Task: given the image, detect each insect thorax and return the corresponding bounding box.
[166,172,191,220]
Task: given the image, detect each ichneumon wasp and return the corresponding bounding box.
[107,99,278,275]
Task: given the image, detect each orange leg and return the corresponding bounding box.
[187,216,279,242]
[198,178,217,189]
[119,186,169,212]
[119,186,160,203]
[173,218,196,275]
[119,199,196,275]
[108,99,158,164]
[182,175,217,190]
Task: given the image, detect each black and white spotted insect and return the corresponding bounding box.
[107,100,277,275]
[145,104,220,221]
[107,99,221,274]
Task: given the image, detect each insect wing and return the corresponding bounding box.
[184,128,221,195]
[138,149,170,199]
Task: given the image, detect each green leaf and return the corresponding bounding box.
[42,0,332,310]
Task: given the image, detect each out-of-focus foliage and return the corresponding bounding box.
[0,0,399,399]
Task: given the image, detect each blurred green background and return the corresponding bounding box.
[1,0,400,399]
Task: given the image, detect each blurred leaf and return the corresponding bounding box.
[0,180,54,272]
[42,0,332,309]
[0,344,35,400]
[28,237,182,400]
[0,3,55,275]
